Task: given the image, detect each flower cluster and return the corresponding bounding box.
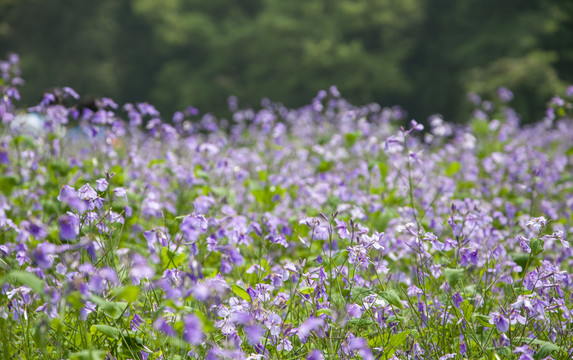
[1,55,573,359]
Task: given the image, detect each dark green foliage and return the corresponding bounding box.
[0,0,571,123]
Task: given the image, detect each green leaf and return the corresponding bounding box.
[103,302,128,319]
[474,314,491,327]
[379,289,403,310]
[471,119,490,136]
[368,333,390,348]
[317,160,334,173]
[379,162,389,180]
[349,318,375,328]
[530,238,544,255]
[534,342,560,360]
[69,350,106,360]
[350,286,375,302]
[511,252,531,269]
[0,175,19,195]
[315,308,332,316]
[121,332,145,351]
[389,330,410,349]
[148,158,166,168]
[195,168,210,180]
[90,295,128,320]
[496,346,512,358]
[67,291,84,310]
[49,160,72,177]
[91,325,121,339]
[443,268,465,287]
[345,131,361,147]
[445,161,461,176]
[2,270,45,294]
[161,248,187,268]
[513,337,562,359]
[231,284,251,302]
[299,286,315,295]
[110,286,140,303]
[14,135,35,148]
[374,330,410,359]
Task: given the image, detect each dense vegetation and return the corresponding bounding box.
[1,0,572,123]
[2,54,573,359]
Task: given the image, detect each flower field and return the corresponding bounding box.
[1,54,573,360]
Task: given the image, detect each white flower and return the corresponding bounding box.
[396,222,415,233]
[526,216,548,231]
[547,230,569,248]
[246,355,265,360]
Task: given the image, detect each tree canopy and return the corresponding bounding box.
[1,0,571,123]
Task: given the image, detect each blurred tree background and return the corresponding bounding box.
[0,0,571,123]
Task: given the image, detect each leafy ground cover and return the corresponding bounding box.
[1,54,573,360]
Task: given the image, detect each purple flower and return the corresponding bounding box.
[335,219,350,239]
[511,294,533,311]
[183,314,204,345]
[131,313,144,330]
[78,184,97,200]
[41,93,56,106]
[95,178,108,192]
[32,242,57,269]
[59,214,79,240]
[154,317,176,337]
[497,87,513,102]
[137,102,160,116]
[130,254,155,284]
[429,264,442,278]
[172,111,184,123]
[88,274,105,294]
[180,214,208,243]
[550,95,565,107]
[193,196,214,214]
[227,247,244,265]
[220,258,232,274]
[0,142,9,164]
[518,235,531,253]
[244,324,264,345]
[347,303,363,318]
[509,309,526,325]
[297,317,324,342]
[347,244,368,267]
[546,230,569,248]
[61,86,79,99]
[467,92,481,105]
[58,185,87,213]
[439,355,456,360]
[269,233,288,248]
[264,313,282,336]
[98,97,117,109]
[21,219,48,240]
[460,341,467,355]
[307,350,325,360]
[346,337,374,360]
[314,224,330,240]
[424,232,445,251]
[514,345,534,360]
[453,292,463,308]
[276,338,293,352]
[407,119,424,133]
[114,187,128,202]
[489,311,510,332]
